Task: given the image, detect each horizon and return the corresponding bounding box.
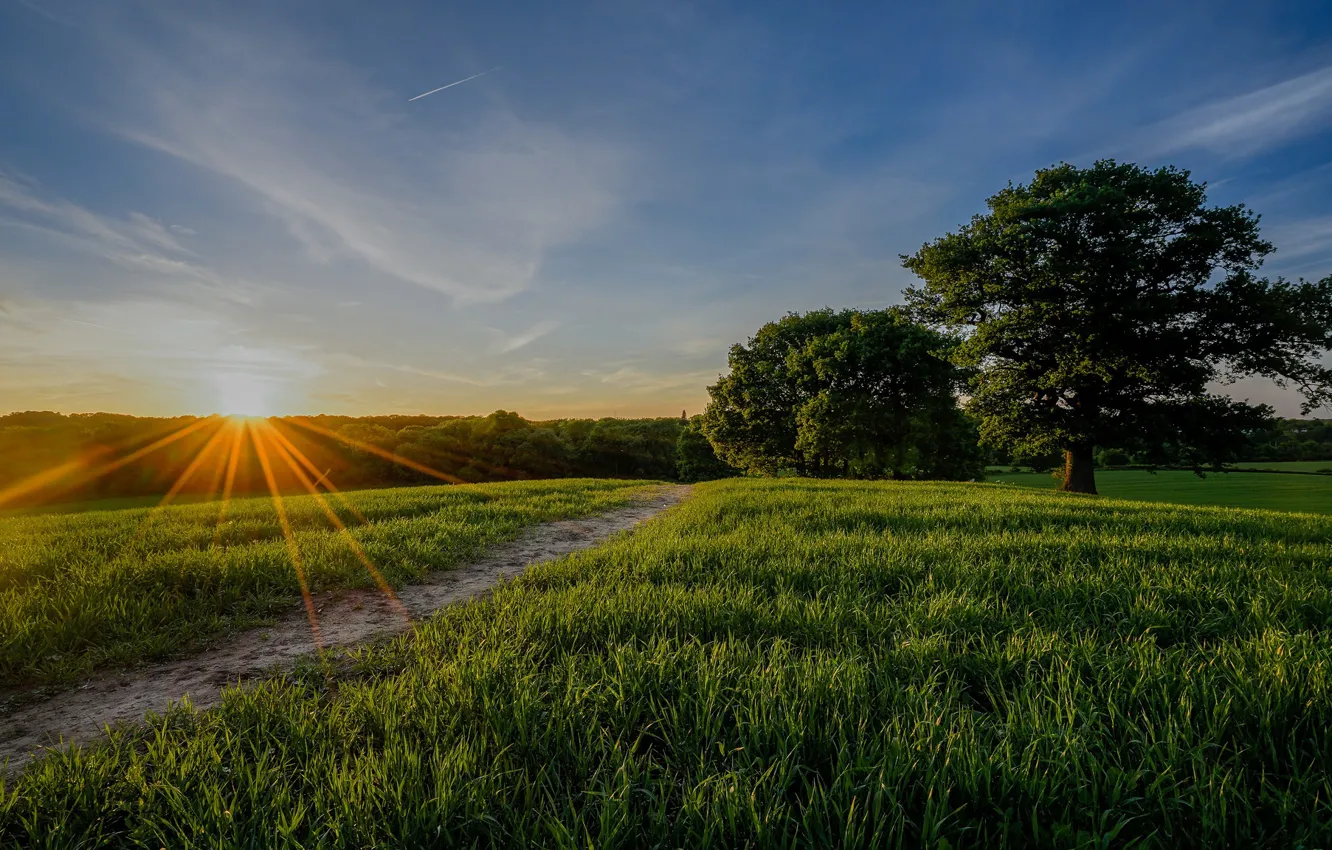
[0,407,701,422]
[4,0,1332,419]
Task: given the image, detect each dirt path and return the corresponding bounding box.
[0,485,690,770]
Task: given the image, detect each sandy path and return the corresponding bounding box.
[0,485,689,770]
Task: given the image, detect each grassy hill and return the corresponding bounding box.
[4,478,1331,847]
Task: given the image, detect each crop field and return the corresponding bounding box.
[987,468,1332,514]
[0,479,651,689]
[3,478,1330,847]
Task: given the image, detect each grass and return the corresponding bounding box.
[988,467,1332,514]
[0,479,653,690]
[4,478,1331,847]
[0,493,220,518]
[1228,460,1332,473]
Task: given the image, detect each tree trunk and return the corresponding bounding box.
[1060,444,1097,494]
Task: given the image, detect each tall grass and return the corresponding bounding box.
[4,479,1332,847]
[0,479,651,688]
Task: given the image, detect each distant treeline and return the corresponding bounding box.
[0,410,736,508]
[990,417,1332,470]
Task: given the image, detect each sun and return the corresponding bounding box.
[212,372,276,418]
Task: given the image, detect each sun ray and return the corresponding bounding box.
[159,422,233,508]
[112,420,237,554]
[286,417,467,484]
[251,423,322,649]
[0,416,218,509]
[257,420,410,625]
[202,420,236,505]
[211,419,248,548]
[265,420,369,524]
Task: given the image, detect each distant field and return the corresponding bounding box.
[0,479,652,689]
[6,479,1331,847]
[1230,460,1332,473]
[988,468,1332,514]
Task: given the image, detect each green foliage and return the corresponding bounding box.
[1096,447,1131,467]
[702,309,981,479]
[903,159,1332,493]
[0,480,650,688]
[1243,418,1332,463]
[5,479,1332,847]
[676,416,738,482]
[701,310,848,475]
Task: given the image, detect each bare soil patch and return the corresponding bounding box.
[0,485,689,770]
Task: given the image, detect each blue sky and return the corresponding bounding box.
[2,0,1331,418]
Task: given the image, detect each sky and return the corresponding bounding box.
[2,0,1332,419]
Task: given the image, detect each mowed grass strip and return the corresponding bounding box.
[5,479,1332,847]
[988,467,1332,514]
[0,479,652,689]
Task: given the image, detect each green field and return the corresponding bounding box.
[1230,460,1332,473]
[0,492,221,518]
[988,468,1332,514]
[0,480,652,689]
[4,479,1331,847]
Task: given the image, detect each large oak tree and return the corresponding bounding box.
[903,160,1332,494]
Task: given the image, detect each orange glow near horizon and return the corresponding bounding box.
[159,422,234,508]
[0,416,217,510]
[211,419,248,548]
[258,420,409,627]
[251,422,323,649]
[286,416,467,484]
[0,409,503,656]
[265,419,368,524]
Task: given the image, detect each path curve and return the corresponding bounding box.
[0,484,690,770]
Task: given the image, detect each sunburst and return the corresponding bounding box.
[0,411,466,649]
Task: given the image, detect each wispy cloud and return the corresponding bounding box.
[488,319,559,355]
[0,172,221,284]
[584,365,722,394]
[13,0,75,26]
[327,352,547,388]
[92,14,625,304]
[671,336,725,357]
[1263,215,1332,272]
[1136,66,1332,158]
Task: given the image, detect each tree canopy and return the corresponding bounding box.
[701,309,982,479]
[903,160,1332,494]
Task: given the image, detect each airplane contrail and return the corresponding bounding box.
[408,66,502,102]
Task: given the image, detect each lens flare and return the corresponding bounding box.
[251,425,323,649]
[0,417,217,509]
[257,420,409,626]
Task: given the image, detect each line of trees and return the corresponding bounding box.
[988,417,1332,473]
[0,410,738,508]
